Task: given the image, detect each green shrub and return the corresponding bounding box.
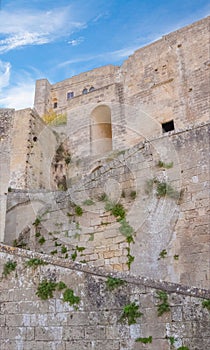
[25,258,47,269]
[33,217,41,227]
[63,288,80,308]
[106,277,125,290]
[50,250,58,255]
[105,202,126,220]
[3,260,17,278]
[159,249,167,259]
[71,251,77,261]
[75,206,83,216]
[126,247,135,270]
[61,245,67,254]
[202,299,210,311]
[120,302,143,325]
[130,190,136,199]
[57,281,67,290]
[156,291,170,316]
[177,347,189,350]
[135,336,152,343]
[36,279,57,300]
[119,219,134,243]
[156,181,179,199]
[38,236,46,245]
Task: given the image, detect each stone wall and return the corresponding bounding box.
[0,109,14,241]
[5,122,209,289]
[0,244,209,350]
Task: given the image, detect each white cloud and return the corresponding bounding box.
[68,37,84,46]
[0,60,35,110]
[0,7,85,53]
[0,60,11,90]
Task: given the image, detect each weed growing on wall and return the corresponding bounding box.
[202,299,210,311]
[106,276,126,290]
[75,206,83,216]
[105,201,126,220]
[157,160,173,169]
[33,217,41,227]
[63,288,80,308]
[156,291,170,316]
[135,336,152,343]
[83,199,94,206]
[177,347,189,350]
[2,260,17,278]
[38,236,46,245]
[130,190,136,199]
[25,258,48,269]
[145,178,180,200]
[120,302,143,325]
[158,249,167,259]
[56,281,67,290]
[36,279,57,300]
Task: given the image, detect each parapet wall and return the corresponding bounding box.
[0,244,209,350]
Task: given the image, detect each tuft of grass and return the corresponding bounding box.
[98,192,108,202]
[57,281,67,290]
[61,245,68,254]
[156,291,170,316]
[174,254,179,260]
[33,217,41,227]
[156,181,179,199]
[177,347,189,350]
[135,336,152,343]
[159,249,167,259]
[157,160,173,169]
[105,202,126,220]
[50,250,58,255]
[106,277,126,291]
[71,251,77,261]
[119,218,134,243]
[3,260,17,278]
[35,232,41,238]
[83,199,94,206]
[25,258,47,269]
[38,236,46,245]
[126,247,135,270]
[202,299,210,311]
[120,302,143,325]
[75,205,83,216]
[130,190,136,199]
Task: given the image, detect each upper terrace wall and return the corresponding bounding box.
[121,16,209,129]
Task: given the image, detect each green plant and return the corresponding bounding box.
[50,249,58,255]
[177,347,189,350]
[36,279,57,300]
[76,246,85,253]
[157,160,173,169]
[135,336,152,343]
[61,245,68,254]
[121,190,126,198]
[35,232,41,238]
[156,181,179,199]
[106,277,125,290]
[75,205,83,216]
[3,260,17,277]
[98,192,108,201]
[88,233,94,241]
[174,254,179,260]
[120,302,143,325]
[119,219,134,243]
[126,247,135,269]
[63,288,80,308]
[80,260,87,264]
[202,299,210,311]
[25,258,47,269]
[166,336,176,345]
[156,291,170,316]
[130,190,136,199]
[55,241,61,247]
[83,199,94,206]
[159,249,167,259]
[105,202,126,220]
[57,281,67,290]
[12,239,27,248]
[38,236,46,245]
[33,217,41,227]
[64,253,69,259]
[71,251,77,261]
[65,155,71,164]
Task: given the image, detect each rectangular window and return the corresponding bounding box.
[162,120,174,133]
[53,102,57,108]
[67,92,74,99]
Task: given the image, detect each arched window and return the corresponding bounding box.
[89,86,95,92]
[90,105,112,156]
[82,88,88,94]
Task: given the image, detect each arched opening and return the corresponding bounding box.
[90,105,112,156]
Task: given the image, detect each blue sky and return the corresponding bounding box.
[0,0,209,110]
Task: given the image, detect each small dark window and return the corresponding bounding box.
[67,91,74,100]
[82,88,88,94]
[53,102,57,108]
[89,86,95,92]
[162,120,175,133]
[33,136,37,142]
